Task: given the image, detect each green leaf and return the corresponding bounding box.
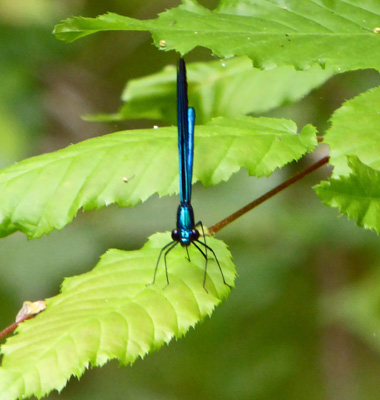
[54,0,380,72]
[314,156,380,234]
[0,233,236,400]
[0,117,316,239]
[324,86,380,176]
[87,57,333,125]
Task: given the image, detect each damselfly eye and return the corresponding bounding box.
[171,229,180,241]
[191,229,200,241]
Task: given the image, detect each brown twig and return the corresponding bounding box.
[208,156,330,235]
[0,316,30,341]
[0,300,46,341]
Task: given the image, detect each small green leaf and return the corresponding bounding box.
[315,156,380,234]
[54,0,380,72]
[324,86,380,176]
[0,117,316,239]
[87,57,333,125]
[0,233,236,400]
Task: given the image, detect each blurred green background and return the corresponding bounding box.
[1,1,380,399]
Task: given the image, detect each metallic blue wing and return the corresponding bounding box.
[177,58,195,204]
[187,106,195,201]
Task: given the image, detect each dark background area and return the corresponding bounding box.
[1,1,380,399]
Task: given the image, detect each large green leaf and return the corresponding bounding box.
[314,157,380,234]
[0,233,236,400]
[324,86,380,176]
[54,0,380,72]
[0,116,316,239]
[88,57,333,125]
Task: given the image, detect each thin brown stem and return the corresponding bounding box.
[0,300,46,341]
[0,316,30,341]
[208,156,330,235]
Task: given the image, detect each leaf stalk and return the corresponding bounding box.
[208,155,330,235]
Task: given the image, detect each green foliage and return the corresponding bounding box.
[323,86,380,176]
[54,0,380,72]
[0,233,235,399]
[0,117,316,239]
[87,57,333,124]
[315,157,380,233]
[2,0,380,399]
[315,87,380,234]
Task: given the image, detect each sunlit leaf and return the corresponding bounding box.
[54,0,380,72]
[0,117,316,239]
[324,86,380,176]
[315,156,380,234]
[0,233,236,400]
